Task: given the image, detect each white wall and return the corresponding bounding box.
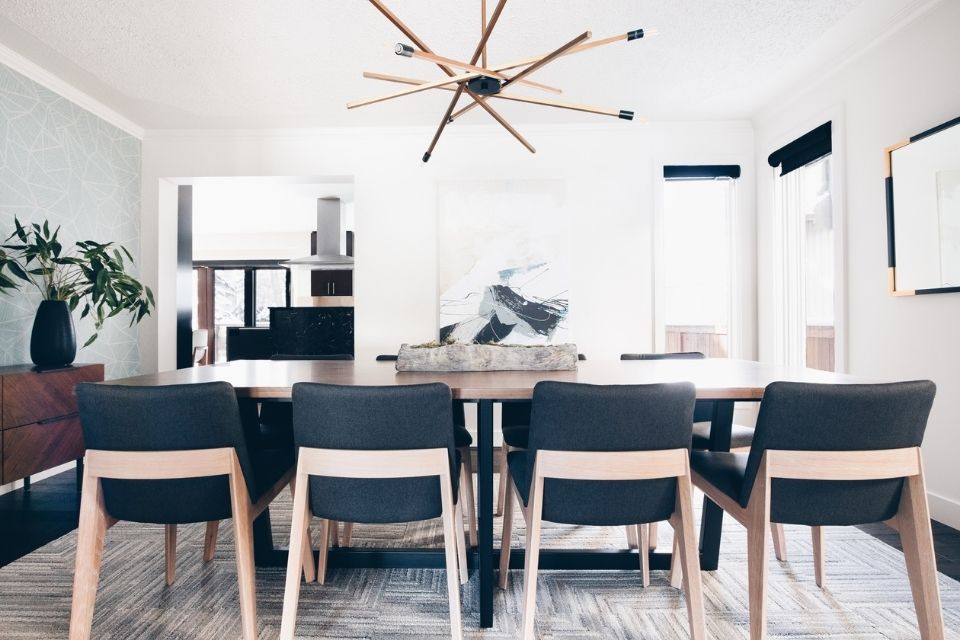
[755,0,960,527]
[140,121,755,373]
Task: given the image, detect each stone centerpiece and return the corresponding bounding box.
[396,342,578,372]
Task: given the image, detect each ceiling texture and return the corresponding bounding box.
[0,0,923,130]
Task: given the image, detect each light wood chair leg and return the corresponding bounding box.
[289,476,316,583]
[203,521,219,562]
[669,532,683,589]
[460,450,478,547]
[454,500,469,585]
[626,523,639,548]
[439,468,464,640]
[648,521,659,551]
[746,467,772,640]
[317,519,331,585]
[812,526,825,588]
[69,472,109,640]
[228,461,258,640]
[897,471,945,640]
[639,524,650,587]
[772,522,787,561]
[671,470,706,640]
[164,524,177,586]
[520,474,545,640]
[341,522,354,547]
[498,481,515,589]
[495,442,509,517]
[280,471,312,640]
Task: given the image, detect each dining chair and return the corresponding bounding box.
[191,328,208,365]
[70,382,300,640]
[499,381,705,640]
[280,382,464,640]
[620,351,788,569]
[690,380,942,640]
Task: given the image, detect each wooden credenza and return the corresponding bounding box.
[0,363,103,485]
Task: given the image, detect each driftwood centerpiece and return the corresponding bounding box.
[396,342,578,372]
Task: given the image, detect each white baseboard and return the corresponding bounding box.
[927,491,960,530]
[0,460,77,496]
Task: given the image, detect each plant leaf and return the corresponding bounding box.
[82,333,98,348]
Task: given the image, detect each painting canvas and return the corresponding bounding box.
[437,180,570,345]
[937,170,960,287]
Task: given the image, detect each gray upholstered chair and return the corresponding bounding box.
[280,382,464,640]
[70,382,298,640]
[619,352,786,562]
[690,381,942,640]
[499,381,705,640]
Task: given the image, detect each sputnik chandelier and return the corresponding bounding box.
[349,0,655,162]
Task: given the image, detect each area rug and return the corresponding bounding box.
[1,481,958,639]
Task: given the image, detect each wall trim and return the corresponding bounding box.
[927,490,960,531]
[0,41,144,139]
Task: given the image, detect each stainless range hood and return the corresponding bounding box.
[283,197,354,270]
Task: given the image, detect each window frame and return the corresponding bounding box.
[653,165,744,359]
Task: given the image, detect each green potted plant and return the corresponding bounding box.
[0,218,154,368]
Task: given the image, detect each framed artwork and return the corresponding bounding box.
[885,115,960,295]
[437,180,570,344]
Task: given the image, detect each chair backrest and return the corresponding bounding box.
[742,380,936,526]
[376,354,399,361]
[620,352,704,360]
[526,381,695,526]
[75,382,257,524]
[620,352,713,422]
[292,382,457,524]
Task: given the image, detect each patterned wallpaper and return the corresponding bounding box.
[0,62,142,379]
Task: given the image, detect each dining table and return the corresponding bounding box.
[106,357,870,628]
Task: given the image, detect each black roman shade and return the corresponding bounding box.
[663,165,740,180]
[767,122,832,176]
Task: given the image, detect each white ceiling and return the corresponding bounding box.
[0,0,925,129]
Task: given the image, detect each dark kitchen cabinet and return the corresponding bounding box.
[311,269,352,297]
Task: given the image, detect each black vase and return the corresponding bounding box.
[30,300,77,368]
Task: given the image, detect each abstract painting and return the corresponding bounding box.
[437,180,570,345]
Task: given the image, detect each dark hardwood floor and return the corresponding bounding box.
[2,469,960,580]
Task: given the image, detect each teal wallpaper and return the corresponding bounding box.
[0,62,142,379]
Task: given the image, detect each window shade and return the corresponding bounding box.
[663,165,741,180]
[767,122,832,176]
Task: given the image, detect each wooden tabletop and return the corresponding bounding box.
[105,359,874,401]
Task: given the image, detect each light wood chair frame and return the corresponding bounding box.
[499,448,706,640]
[691,447,945,640]
[69,448,297,640]
[280,447,464,640]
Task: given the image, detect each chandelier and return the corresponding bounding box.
[349,0,655,161]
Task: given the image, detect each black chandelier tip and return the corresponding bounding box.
[422,151,432,163]
[627,29,645,41]
[619,110,635,121]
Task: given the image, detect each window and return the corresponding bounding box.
[769,122,838,372]
[658,166,739,358]
[193,263,291,363]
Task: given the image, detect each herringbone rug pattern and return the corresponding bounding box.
[1,481,959,639]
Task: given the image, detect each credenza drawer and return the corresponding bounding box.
[2,415,84,484]
[1,364,104,429]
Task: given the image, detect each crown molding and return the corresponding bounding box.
[0,41,144,139]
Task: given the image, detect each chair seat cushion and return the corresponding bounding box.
[690,450,749,507]
[691,422,755,450]
[502,424,529,448]
[455,425,473,448]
